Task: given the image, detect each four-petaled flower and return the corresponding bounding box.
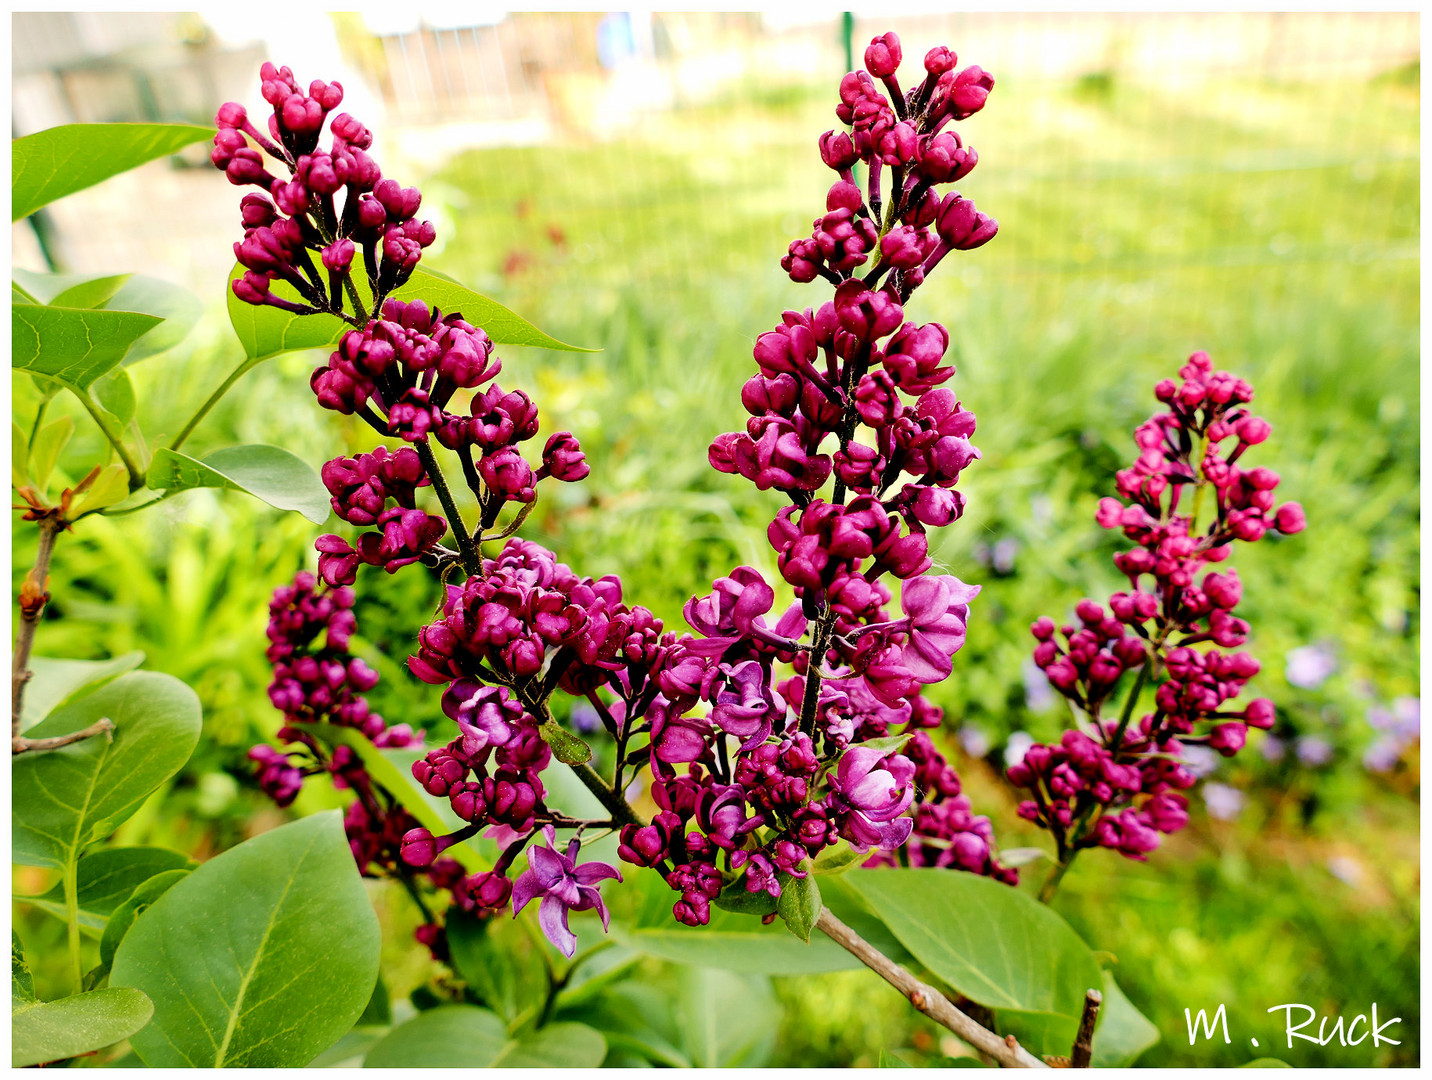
[512,827,622,956]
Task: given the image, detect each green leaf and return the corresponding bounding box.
[98,870,190,970]
[713,876,778,917]
[843,733,914,758]
[12,270,202,362]
[92,368,137,428]
[812,840,865,876]
[12,934,34,1006]
[11,304,163,390]
[12,987,155,1067]
[775,867,820,943]
[539,716,593,765]
[12,420,29,488]
[13,122,214,220]
[1240,1059,1292,1067]
[27,414,73,491]
[19,651,145,732]
[398,265,598,352]
[12,671,202,870]
[1091,972,1160,1067]
[363,1005,605,1067]
[110,811,381,1067]
[225,256,595,364]
[614,905,859,975]
[72,464,131,516]
[996,846,1052,869]
[445,908,546,1024]
[18,847,193,935]
[147,444,330,524]
[52,274,131,309]
[107,277,203,363]
[672,968,778,1067]
[355,974,391,1028]
[845,869,1102,1023]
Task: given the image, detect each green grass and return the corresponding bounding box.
[13,64,1418,1066]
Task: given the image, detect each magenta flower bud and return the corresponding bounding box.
[879,225,926,270]
[479,447,537,503]
[1208,722,1248,757]
[917,131,978,184]
[459,870,513,912]
[315,534,360,586]
[1273,502,1306,534]
[1243,698,1276,729]
[321,238,355,273]
[400,828,437,867]
[216,101,247,130]
[375,178,422,220]
[540,432,590,482]
[833,279,904,343]
[924,46,956,75]
[449,781,488,823]
[210,128,247,170]
[820,130,861,171]
[331,112,373,149]
[226,148,276,188]
[864,32,902,78]
[876,121,919,167]
[947,65,995,119]
[827,180,863,213]
[935,193,999,250]
[1236,415,1272,444]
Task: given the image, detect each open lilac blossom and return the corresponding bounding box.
[512,828,622,957]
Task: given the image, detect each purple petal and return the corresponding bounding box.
[528,843,572,886]
[511,867,544,915]
[539,893,578,957]
[573,860,622,886]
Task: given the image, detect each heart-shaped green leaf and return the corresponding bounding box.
[845,869,1102,1030]
[51,274,131,309]
[18,847,193,935]
[13,122,214,221]
[12,987,155,1067]
[225,256,594,364]
[12,671,202,870]
[363,1005,606,1067]
[148,444,329,524]
[109,812,381,1067]
[12,304,163,391]
[19,652,145,732]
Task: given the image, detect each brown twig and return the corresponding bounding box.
[1069,988,1103,1068]
[13,717,115,756]
[814,908,1048,1068]
[12,515,61,741]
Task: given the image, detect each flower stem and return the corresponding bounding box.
[415,439,479,575]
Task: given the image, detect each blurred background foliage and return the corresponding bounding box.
[12,11,1418,1067]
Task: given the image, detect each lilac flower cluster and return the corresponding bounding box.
[607,31,1016,919]
[250,573,463,926]
[231,36,1014,962]
[212,63,434,315]
[1008,352,1305,863]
